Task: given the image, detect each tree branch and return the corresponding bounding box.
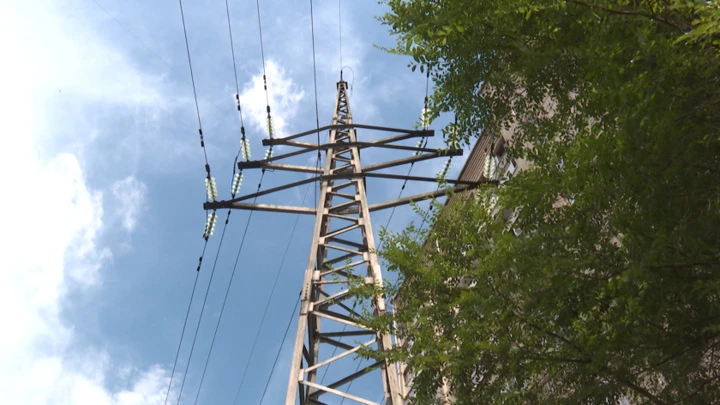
[612,374,669,405]
[566,0,687,32]
[525,355,591,364]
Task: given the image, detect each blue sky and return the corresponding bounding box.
[0,0,468,404]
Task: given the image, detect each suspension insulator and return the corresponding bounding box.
[203,211,218,239]
[241,138,251,160]
[420,107,429,129]
[231,172,244,196]
[205,177,219,201]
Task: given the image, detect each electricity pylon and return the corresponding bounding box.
[205,79,484,404]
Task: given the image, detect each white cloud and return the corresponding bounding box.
[0,1,171,404]
[111,176,148,233]
[239,60,305,139]
[0,139,169,404]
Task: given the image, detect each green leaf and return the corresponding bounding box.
[374,0,720,403]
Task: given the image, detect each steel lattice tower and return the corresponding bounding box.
[206,79,485,404]
[284,81,403,405]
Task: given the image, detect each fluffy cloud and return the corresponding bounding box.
[239,60,305,140]
[0,134,169,405]
[111,176,148,233]
[0,1,169,404]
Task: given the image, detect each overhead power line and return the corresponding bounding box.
[189,6,279,396]
[163,0,220,402]
[310,0,322,204]
[383,68,432,233]
[255,0,274,142]
[258,297,300,405]
[90,0,235,138]
[190,172,266,405]
[224,0,250,207]
[176,0,209,171]
[189,1,280,401]
[242,5,328,398]
[339,0,342,76]
[224,0,242,111]
[231,180,314,402]
[174,211,233,405]
[162,240,208,405]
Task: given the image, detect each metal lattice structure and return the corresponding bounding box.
[205,79,486,404]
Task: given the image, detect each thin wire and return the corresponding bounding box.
[255,0,271,111]
[254,0,275,176]
[174,212,232,405]
[91,0,231,127]
[418,156,453,232]
[94,0,224,239]
[163,240,208,405]
[225,0,249,203]
[310,0,322,207]
[339,0,342,76]
[382,68,431,243]
[258,297,301,405]
[383,164,414,235]
[341,65,355,98]
[224,0,247,137]
[231,181,314,403]
[255,0,268,79]
[177,0,209,167]
[190,211,251,403]
[187,15,279,404]
[190,172,267,405]
[91,0,169,65]
[224,0,242,108]
[338,358,371,405]
[164,1,216,402]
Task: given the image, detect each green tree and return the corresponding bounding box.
[365,1,720,404]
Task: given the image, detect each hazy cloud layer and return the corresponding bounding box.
[0,1,170,403]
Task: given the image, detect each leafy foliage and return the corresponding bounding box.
[365,0,720,403]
